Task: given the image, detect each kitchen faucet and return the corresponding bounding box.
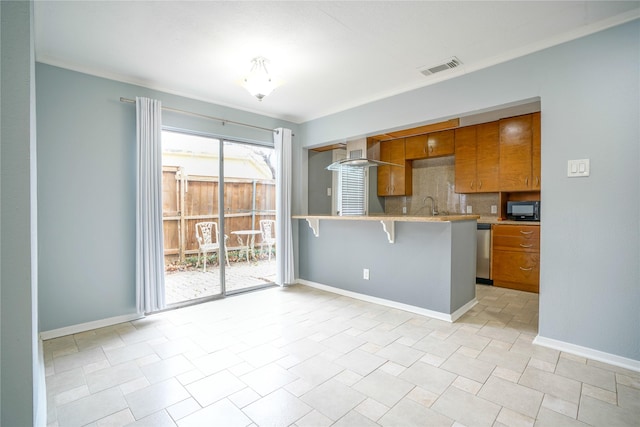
[424,196,439,216]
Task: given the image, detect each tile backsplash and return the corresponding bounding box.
[384,156,499,217]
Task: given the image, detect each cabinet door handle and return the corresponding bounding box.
[519,266,534,271]
[525,176,529,186]
[429,146,433,153]
[520,230,534,235]
[520,244,533,248]
[535,176,540,186]
[470,181,474,190]
[479,180,482,190]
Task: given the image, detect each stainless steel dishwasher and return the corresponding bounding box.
[477,223,493,285]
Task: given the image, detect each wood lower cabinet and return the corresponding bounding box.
[492,224,540,293]
[493,251,540,291]
[378,139,412,196]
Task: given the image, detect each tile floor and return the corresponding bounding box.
[44,284,640,427]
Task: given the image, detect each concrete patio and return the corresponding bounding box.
[164,258,277,305]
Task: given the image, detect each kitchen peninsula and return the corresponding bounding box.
[295,214,480,321]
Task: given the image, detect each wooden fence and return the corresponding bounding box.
[163,166,275,263]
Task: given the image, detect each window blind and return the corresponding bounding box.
[339,167,366,216]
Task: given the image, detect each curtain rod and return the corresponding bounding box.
[119,97,278,134]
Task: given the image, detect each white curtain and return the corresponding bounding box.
[275,128,295,286]
[135,97,165,313]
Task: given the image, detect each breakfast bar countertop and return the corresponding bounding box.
[293,214,480,222]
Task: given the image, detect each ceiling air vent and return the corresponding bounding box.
[420,57,462,76]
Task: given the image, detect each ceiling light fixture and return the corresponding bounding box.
[243,57,276,101]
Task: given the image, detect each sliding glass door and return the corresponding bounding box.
[161,129,275,306]
[223,140,276,294]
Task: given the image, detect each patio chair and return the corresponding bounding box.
[259,219,276,261]
[195,221,229,271]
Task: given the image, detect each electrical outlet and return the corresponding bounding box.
[466,205,473,214]
[402,206,407,214]
[327,187,332,196]
[363,268,370,280]
[491,205,497,214]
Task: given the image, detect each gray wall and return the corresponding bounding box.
[299,21,640,361]
[0,1,46,425]
[298,219,469,314]
[36,64,298,331]
[368,169,385,214]
[450,220,477,312]
[306,150,384,215]
[307,150,333,214]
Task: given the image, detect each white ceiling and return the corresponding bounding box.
[34,1,640,124]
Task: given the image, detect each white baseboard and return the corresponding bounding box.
[450,298,479,322]
[534,335,640,373]
[40,313,144,340]
[297,279,477,323]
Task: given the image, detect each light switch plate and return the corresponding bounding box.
[466,205,473,214]
[327,187,332,196]
[491,205,497,214]
[568,159,590,177]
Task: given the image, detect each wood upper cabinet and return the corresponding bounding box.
[532,112,541,190]
[378,139,412,196]
[476,121,500,192]
[404,135,428,160]
[454,122,499,193]
[454,126,477,193]
[427,130,455,158]
[499,114,533,191]
[492,224,540,293]
[405,130,455,160]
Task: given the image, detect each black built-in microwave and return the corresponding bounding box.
[507,201,540,221]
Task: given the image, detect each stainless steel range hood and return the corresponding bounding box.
[326,138,404,171]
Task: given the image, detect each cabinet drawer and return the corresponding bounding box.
[493,250,540,291]
[492,225,539,238]
[493,235,540,252]
[492,225,539,251]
